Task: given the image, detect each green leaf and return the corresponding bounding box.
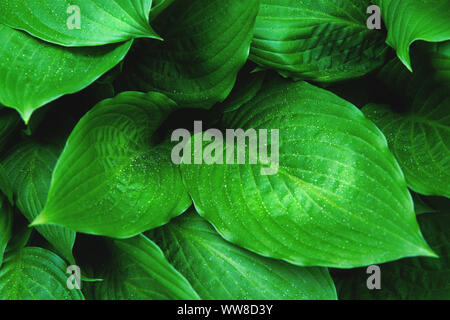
[34,92,191,238]
[0,25,132,123]
[148,209,337,300]
[181,78,435,268]
[364,102,449,197]
[250,0,388,82]
[362,58,450,198]
[377,0,450,71]
[0,0,160,46]
[335,212,450,299]
[1,140,76,263]
[0,247,84,300]
[0,197,13,268]
[119,0,261,108]
[93,234,200,300]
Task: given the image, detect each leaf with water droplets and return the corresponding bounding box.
[0,25,132,123]
[0,0,160,46]
[33,92,191,238]
[181,78,435,268]
[250,0,388,82]
[0,247,84,300]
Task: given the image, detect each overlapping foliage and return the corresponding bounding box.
[0,0,448,300]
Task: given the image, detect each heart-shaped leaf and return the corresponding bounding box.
[1,140,76,263]
[92,234,200,300]
[376,0,450,71]
[362,55,450,198]
[181,78,435,268]
[0,25,132,123]
[0,0,160,46]
[33,92,191,238]
[250,0,388,82]
[148,209,337,300]
[0,197,13,268]
[119,0,261,108]
[335,212,450,299]
[0,247,84,300]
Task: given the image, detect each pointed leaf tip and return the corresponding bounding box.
[29,213,48,227]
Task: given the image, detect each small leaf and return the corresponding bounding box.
[362,56,450,198]
[0,25,132,123]
[181,78,435,268]
[34,92,191,238]
[119,0,261,108]
[250,0,388,82]
[1,140,76,263]
[377,0,450,71]
[0,247,84,300]
[0,0,160,46]
[148,209,337,300]
[93,234,200,300]
[0,197,13,268]
[335,212,450,299]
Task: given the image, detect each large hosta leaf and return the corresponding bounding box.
[0,197,13,268]
[119,0,261,108]
[335,212,450,299]
[148,210,337,300]
[93,234,199,300]
[250,0,388,82]
[0,247,84,300]
[377,0,450,71]
[0,25,132,123]
[362,57,450,198]
[33,92,191,238]
[1,141,76,263]
[181,78,435,268]
[0,0,160,46]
